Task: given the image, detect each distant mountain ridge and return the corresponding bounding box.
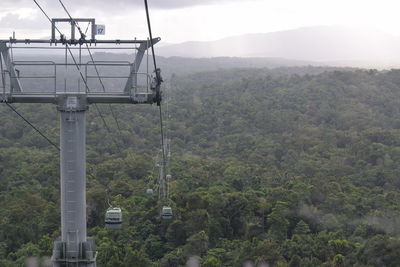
[158,26,400,65]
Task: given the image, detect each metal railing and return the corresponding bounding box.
[0,36,160,104]
[12,61,57,95]
[2,60,151,97]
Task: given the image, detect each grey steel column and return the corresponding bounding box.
[53,95,96,266]
[60,110,87,259]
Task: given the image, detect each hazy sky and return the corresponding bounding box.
[1,0,400,43]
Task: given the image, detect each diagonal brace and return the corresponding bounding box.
[0,42,22,93]
[124,37,160,94]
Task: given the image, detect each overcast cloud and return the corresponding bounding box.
[81,0,247,9]
[1,0,400,43]
[0,13,47,29]
[1,0,249,10]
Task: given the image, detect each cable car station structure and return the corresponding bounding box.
[0,16,162,266]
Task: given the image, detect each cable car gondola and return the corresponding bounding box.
[105,207,122,229]
[146,188,154,197]
[161,206,173,220]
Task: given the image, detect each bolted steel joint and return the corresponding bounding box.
[57,94,89,112]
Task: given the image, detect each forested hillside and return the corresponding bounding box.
[1,67,400,266]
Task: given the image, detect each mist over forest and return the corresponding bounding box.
[157,26,400,69]
[1,59,400,266]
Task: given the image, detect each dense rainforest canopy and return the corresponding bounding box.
[1,66,400,266]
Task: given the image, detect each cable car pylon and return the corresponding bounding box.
[0,1,163,265]
[158,86,174,220]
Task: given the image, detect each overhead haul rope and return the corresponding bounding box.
[144,0,170,200]
[154,85,172,200]
[58,0,124,138]
[4,103,60,151]
[31,1,129,211]
[164,85,171,199]
[0,47,60,151]
[51,0,168,193]
[32,0,122,154]
[58,1,162,184]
